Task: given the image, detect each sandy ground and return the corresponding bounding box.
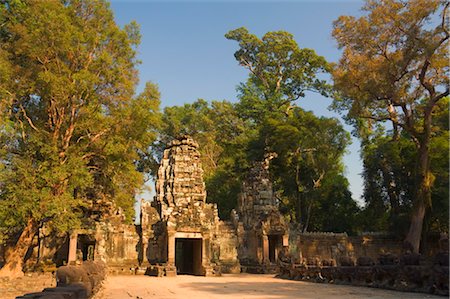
[0,273,56,299]
[93,274,442,299]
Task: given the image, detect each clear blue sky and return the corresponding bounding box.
[110,0,366,206]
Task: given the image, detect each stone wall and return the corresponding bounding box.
[217,221,240,273]
[288,231,442,264]
[19,212,140,275]
[278,253,449,296]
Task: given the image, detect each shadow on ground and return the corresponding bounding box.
[176,275,434,299]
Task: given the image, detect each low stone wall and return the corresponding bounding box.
[288,231,441,263]
[16,261,107,299]
[278,253,449,296]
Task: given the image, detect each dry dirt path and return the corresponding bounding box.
[93,274,442,299]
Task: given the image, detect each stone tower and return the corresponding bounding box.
[233,153,288,273]
[143,135,221,276]
[154,135,207,219]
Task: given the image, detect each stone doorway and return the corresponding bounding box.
[268,235,282,263]
[175,238,203,275]
[77,234,96,261]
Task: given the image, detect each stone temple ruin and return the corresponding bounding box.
[141,136,222,276]
[138,136,286,275]
[7,135,448,295]
[22,135,287,276]
[232,153,289,273]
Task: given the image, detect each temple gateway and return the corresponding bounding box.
[37,135,287,276]
[19,135,442,278]
[139,135,288,275]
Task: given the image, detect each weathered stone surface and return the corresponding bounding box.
[140,135,223,276]
[277,262,449,296]
[16,261,106,299]
[232,153,289,273]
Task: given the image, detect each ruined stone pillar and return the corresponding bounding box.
[68,232,78,264]
[166,232,177,276]
[167,233,175,265]
[262,235,269,264]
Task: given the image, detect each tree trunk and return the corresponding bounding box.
[380,158,400,215]
[303,202,313,233]
[404,200,426,253]
[0,219,38,278]
[404,109,433,254]
[295,163,302,224]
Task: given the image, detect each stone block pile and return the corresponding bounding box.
[278,252,449,296]
[16,261,107,299]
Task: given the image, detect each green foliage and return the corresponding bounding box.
[266,107,354,230]
[226,27,331,125]
[0,0,161,243]
[359,134,416,234]
[224,27,358,231]
[226,27,339,168]
[428,99,449,232]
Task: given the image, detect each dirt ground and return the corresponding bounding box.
[0,272,56,299]
[93,274,442,299]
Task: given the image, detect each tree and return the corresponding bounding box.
[358,98,449,238]
[226,28,357,230]
[266,108,352,230]
[359,134,416,234]
[225,27,331,125]
[0,0,161,277]
[332,0,449,252]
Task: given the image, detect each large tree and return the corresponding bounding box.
[226,28,357,230]
[225,27,331,125]
[0,0,161,277]
[266,108,352,231]
[332,0,449,252]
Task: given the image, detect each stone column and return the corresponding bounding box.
[167,234,175,264]
[262,235,269,264]
[166,232,177,276]
[68,232,78,264]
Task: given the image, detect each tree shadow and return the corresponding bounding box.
[176,274,435,299]
[177,275,313,299]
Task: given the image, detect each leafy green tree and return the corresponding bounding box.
[0,0,161,277]
[310,174,361,234]
[225,27,331,125]
[359,98,449,237]
[332,0,449,252]
[427,99,449,234]
[359,134,416,234]
[266,108,352,231]
[226,28,357,231]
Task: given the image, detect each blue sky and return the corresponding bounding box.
[110,0,366,206]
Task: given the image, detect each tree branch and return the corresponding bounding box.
[19,104,39,132]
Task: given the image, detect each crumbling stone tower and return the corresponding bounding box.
[142,135,221,276]
[154,136,207,218]
[232,153,289,273]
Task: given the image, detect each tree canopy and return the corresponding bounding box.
[0,0,161,277]
[332,0,449,252]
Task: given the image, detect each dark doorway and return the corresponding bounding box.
[175,238,202,275]
[77,234,96,261]
[268,235,282,263]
